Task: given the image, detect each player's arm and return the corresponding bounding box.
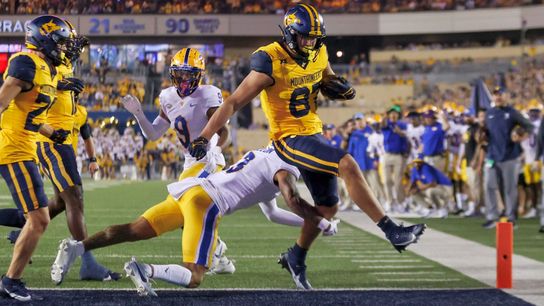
[80,122,99,176]
[274,170,337,234]
[0,76,26,114]
[190,51,273,159]
[199,71,271,141]
[121,94,170,141]
[206,107,230,149]
[258,199,303,226]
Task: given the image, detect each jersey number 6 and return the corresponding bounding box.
[289,83,320,118]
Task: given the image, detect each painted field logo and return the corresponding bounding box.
[193,19,220,34]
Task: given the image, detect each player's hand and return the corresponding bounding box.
[89,161,99,177]
[121,95,143,116]
[57,78,85,94]
[189,136,209,160]
[323,219,340,236]
[49,129,70,143]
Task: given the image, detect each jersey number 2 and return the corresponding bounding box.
[174,115,190,148]
[289,83,320,118]
[24,93,53,132]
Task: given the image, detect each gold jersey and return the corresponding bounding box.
[253,42,328,141]
[0,52,59,164]
[72,104,88,152]
[37,60,76,145]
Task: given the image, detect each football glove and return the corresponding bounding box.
[57,78,85,94]
[320,75,356,100]
[49,129,70,143]
[189,136,209,160]
[121,95,143,116]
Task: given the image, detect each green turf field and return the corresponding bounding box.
[0,180,486,289]
[401,217,544,263]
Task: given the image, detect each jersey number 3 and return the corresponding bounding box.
[289,83,320,118]
[174,115,190,148]
[226,152,255,173]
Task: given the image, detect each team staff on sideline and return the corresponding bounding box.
[0,16,72,301]
[188,3,425,290]
[482,87,534,228]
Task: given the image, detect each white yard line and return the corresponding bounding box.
[337,210,544,305]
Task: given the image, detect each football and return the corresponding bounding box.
[319,75,356,100]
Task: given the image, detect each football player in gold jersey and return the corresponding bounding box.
[0,16,71,301]
[38,21,119,283]
[189,4,426,289]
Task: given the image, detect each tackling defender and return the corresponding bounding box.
[188,3,426,289]
[121,47,233,273]
[0,16,72,301]
[51,147,338,295]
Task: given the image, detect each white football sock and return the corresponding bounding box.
[149,264,192,287]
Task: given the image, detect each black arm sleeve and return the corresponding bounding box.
[250,51,274,83]
[6,55,36,84]
[80,123,92,140]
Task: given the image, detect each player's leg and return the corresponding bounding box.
[51,194,183,285]
[0,161,50,301]
[124,187,220,295]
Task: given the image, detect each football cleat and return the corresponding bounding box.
[1,276,30,301]
[124,257,157,297]
[6,230,21,244]
[210,238,228,270]
[386,223,426,253]
[278,249,312,290]
[51,238,79,285]
[207,256,236,275]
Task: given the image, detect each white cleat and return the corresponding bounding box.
[51,238,79,285]
[124,257,157,297]
[210,238,228,270]
[206,256,236,275]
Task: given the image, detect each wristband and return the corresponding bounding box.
[89,157,97,163]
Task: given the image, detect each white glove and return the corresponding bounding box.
[121,95,143,116]
[322,219,340,236]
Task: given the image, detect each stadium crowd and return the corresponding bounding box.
[1,0,541,15]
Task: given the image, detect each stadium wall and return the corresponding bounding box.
[1,5,544,37]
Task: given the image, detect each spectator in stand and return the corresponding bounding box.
[381,105,409,211]
[482,86,534,229]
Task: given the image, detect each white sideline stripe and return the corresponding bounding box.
[0,195,13,199]
[359,265,435,269]
[352,259,422,263]
[24,287,489,291]
[0,201,10,207]
[378,279,462,282]
[371,271,446,275]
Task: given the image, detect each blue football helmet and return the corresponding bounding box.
[25,15,72,66]
[64,19,89,62]
[282,4,326,58]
